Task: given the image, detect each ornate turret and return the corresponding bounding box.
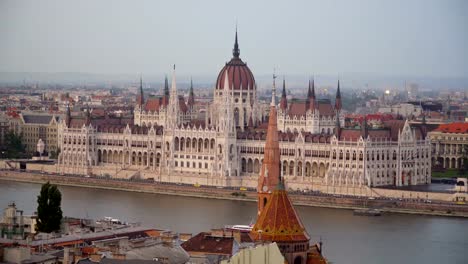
[335,80,342,111]
[279,78,288,111]
[187,77,195,108]
[65,103,71,128]
[167,65,179,128]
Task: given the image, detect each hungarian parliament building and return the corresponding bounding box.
[57,32,431,190]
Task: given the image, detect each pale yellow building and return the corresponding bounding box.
[221,243,285,264]
[8,113,60,155]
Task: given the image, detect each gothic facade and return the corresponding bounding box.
[57,32,431,189]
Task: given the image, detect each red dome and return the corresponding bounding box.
[215,31,256,90]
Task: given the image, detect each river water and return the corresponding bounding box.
[0,180,467,264]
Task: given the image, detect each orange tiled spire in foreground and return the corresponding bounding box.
[250,73,313,263]
[250,180,310,242]
[256,74,281,216]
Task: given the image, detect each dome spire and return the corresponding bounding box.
[233,26,240,58]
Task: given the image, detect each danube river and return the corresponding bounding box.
[1,180,467,264]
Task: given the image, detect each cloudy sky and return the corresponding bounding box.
[1,0,467,78]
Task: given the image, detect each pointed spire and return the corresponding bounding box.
[170,65,177,97]
[257,90,280,213]
[85,104,91,126]
[307,79,312,98]
[335,79,342,111]
[137,75,144,106]
[311,78,316,98]
[271,70,277,107]
[164,75,169,96]
[233,26,240,58]
[65,103,71,128]
[162,75,170,106]
[280,77,288,111]
[188,77,195,108]
[309,77,317,111]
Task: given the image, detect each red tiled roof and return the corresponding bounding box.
[250,188,310,242]
[216,57,256,90]
[181,232,234,256]
[382,120,405,141]
[434,122,468,134]
[287,100,335,117]
[317,102,335,116]
[288,101,308,116]
[145,97,164,112]
[178,96,188,113]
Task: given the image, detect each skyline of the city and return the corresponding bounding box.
[1,0,467,78]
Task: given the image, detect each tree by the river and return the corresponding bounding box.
[36,182,63,233]
[1,131,26,158]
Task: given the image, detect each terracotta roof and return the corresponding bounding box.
[287,99,335,117]
[383,120,406,141]
[307,244,327,264]
[144,97,164,112]
[250,187,310,243]
[215,57,255,90]
[68,116,133,129]
[288,100,308,116]
[434,122,468,134]
[317,101,335,116]
[178,96,188,113]
[181,232,234,256]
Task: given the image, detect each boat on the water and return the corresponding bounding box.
[225,224,253,232]
[353,209,382,216]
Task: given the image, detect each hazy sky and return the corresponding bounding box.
[1,0,467,78]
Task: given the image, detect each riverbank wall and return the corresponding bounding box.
[2,160,466,203]
[1,170,468,218]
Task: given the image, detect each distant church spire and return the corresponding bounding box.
[233,27,240,58]
[335,79,342,111]
[137,75,144,106]
[188,77,195,108]
[271,70,277,106]
[280,77,288,111]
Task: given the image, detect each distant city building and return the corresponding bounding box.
[0,113,8,148]
[378,103,422,118]
[56,31,431,188]
[8,112,60,155]
[428,123,468,169]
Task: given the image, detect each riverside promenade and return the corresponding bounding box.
[1,169,467,218]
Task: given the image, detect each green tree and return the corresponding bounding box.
[2,131,26,158]
[36,182,63,233]
[49,148,60,159]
